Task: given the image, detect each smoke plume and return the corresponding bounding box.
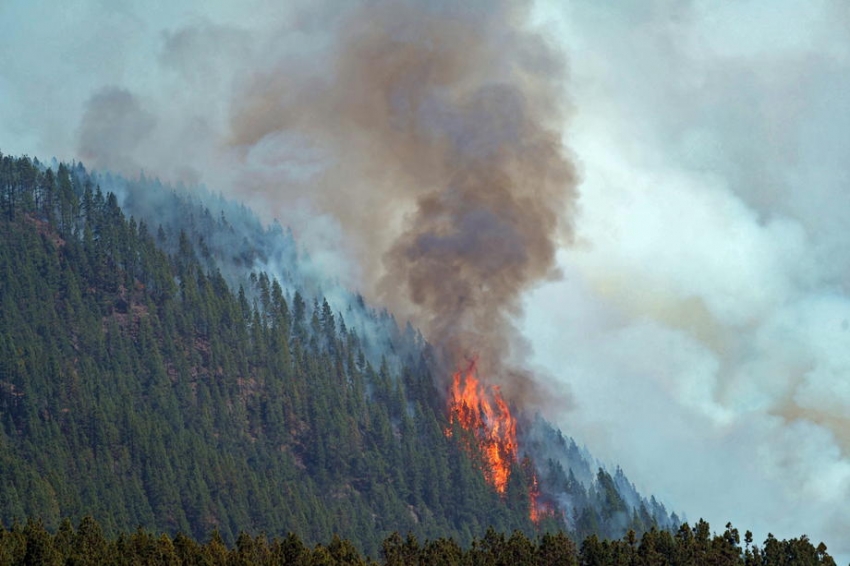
[228,0,577,402]
[77,87,156,174]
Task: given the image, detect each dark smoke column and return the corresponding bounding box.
[230,0,577,403]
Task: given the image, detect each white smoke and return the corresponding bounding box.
[526,0,850,560]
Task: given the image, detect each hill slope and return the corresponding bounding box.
[0,154,674,553]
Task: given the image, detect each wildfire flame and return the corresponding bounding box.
[528,472,554,523]
[447,358,517,494]
[446,358,554,523]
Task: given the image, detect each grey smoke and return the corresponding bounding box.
[77,87,155,173]
[228,0,577,406]
[525,1,850,560]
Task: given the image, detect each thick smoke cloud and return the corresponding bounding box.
[77,87,156,173]
[525,0,850,560]
[228,0,576,402]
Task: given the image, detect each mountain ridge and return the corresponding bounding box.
[0,153,674,554]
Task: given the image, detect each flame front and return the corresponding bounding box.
[447,359,517,494]
[529,472,553,523]
[446,359,554,523]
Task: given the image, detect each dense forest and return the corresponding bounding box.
[4,153,829,561]
[0,515,837,566]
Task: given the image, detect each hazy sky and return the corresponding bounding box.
[2,0,849,559]
[526,0,850,558]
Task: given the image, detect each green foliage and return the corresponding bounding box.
[0,153,839,566]
[0,517,835,566]
[0,155,542,555]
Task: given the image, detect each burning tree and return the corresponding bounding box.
[446,358,553,522]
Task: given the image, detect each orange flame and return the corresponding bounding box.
[529,471,554,523]
[446,358,554,523]
[446,358,517,494]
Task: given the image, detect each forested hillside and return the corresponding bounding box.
[0,154,674,555]
[0,516,838,566]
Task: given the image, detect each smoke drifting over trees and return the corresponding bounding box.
[63,0,577,404]
[228,0,577,402]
